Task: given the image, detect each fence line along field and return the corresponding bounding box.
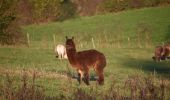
[0,6,170,99]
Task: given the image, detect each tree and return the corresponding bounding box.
[30,0,77,22]
[0,0,26,45]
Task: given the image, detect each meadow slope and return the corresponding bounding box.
[23,6,170,47]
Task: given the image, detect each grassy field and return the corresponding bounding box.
[23,6,170,47]
[0,6,170,99]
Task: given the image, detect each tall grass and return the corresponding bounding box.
[0,72,169,100]
[0,72,45,100]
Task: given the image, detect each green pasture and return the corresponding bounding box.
[23,6,170,48]
[0,47,170,97]
[0,6,170,98]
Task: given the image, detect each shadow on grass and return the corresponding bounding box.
[72,74,98,81]
[58,70,98,81]
[121,57,170,78]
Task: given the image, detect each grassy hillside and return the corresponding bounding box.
[0,6,170,99]
[23,6,170,48]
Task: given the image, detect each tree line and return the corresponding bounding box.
[0,0,76,45]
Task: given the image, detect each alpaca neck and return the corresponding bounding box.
[66,48,77,65]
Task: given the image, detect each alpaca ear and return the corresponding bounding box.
[72,36,74,40]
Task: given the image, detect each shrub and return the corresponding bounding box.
[97,0,170,14]
[0,0,27,45]
[30,0,77,22]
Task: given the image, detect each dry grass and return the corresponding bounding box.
[0,68,68,79]
[0,72,45,100]
[0,71,169,100]
[124,74,167,100]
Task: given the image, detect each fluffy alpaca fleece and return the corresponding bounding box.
[152,46,163,62]
[55,44,67,59]
[162,44,170,60]
[65,36,106,85]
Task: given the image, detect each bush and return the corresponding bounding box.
[30,0,77,22]
[97,0,126,13]
[56,0,77,21]
[0,0,27,45]
[97,0,170,14]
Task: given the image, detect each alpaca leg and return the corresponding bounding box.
[82,68,89,85]
[98,72,104,85]
[56,52,59,58]
[58,54,60,59]
[61,54,64,59]
[162,54,168,60]
[59,54,62,59]
[60,54,62,59]
[64,54,67,59]
[62,52,65,59]
[77,70,83,84]
[165,52,170,60]
[83,72,90,85]
[77,72,81,84]
[64,53,67,59]
[95,69,104,85]
[162,49,170,60]
[55,54,58,58]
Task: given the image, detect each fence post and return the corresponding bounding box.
[27,33,30,47]
[162,42,165,46]
[92,37,95,49]
[117,35,120,48]
[53,34,56,48]
[128,37,130,48]
[137,32,142,48]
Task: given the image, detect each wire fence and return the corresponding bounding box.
[25,32,154,50]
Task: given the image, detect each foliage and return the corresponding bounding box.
[30,0,77,22]
[0,0,27,45]
[16,0,34,25]
[97,0,170,13]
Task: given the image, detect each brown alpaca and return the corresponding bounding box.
[65,36,106,85]
[162,44,170,60]
[152,44,170,62]
[152,46,163,62]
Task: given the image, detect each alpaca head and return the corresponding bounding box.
[65,36,75,50]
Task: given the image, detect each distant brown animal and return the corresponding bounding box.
[65,36,106,85]
[152,44,170,62]
[161,44,170,60]
[152,46,163,62]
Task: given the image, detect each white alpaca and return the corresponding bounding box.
[55,44,67,59]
